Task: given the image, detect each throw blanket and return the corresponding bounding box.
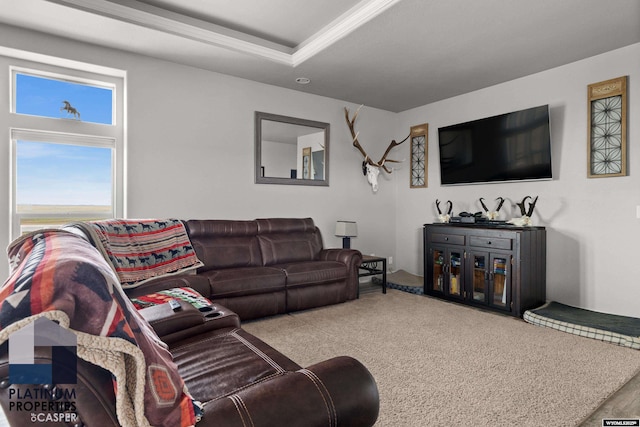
[66,219,203,288]
[0,230,197,427]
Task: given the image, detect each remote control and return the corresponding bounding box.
[168,299,181,311]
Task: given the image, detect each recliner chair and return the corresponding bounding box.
[0,300,379,427]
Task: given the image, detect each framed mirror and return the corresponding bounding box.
[255,111,329,186]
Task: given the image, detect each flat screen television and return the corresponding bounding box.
[438,105,552,185]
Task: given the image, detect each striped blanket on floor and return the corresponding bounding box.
[524,301,640,350]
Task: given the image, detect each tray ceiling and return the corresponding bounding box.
[1,0,639,112]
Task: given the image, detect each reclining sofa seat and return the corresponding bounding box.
[185,219,287,320]
[159,303,379,427]
[0,302,380,427]
[139,218,362,320]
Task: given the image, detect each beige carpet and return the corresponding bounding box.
[243,290,640,426]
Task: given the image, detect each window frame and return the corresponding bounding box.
[7,62,125,240]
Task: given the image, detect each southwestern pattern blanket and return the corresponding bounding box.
[0,230,198,427]
[67,219,203,289]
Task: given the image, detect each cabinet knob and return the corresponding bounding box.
[444,237,449,241]
[487,241,492,245]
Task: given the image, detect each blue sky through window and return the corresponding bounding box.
[15,73,114,209]
[17,141,112,207]
[16,73,113,125]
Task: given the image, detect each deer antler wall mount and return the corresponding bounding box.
[344,105,409,192]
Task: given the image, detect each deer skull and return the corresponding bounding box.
[365,164,381,192]
[507,196,539,226]
[436,199,453,223]
[480,197,505,220]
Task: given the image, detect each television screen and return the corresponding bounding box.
[438,105,552,185]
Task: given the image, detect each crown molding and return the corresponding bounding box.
[292,0,402,66]
[44,0,402,67]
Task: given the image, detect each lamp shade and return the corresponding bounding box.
[335,221,357,237]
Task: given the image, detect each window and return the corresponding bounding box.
[8,64,124,239]
[12,131,115,234]
[15,72,114,125]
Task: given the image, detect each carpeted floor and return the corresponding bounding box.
[243,290,640,426]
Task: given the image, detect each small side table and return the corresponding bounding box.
[358,255,387,296]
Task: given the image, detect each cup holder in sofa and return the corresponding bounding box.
[198,305,223,319]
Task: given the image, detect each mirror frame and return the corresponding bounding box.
[255,111,330,186]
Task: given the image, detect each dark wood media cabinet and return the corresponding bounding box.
[423,223,546,317]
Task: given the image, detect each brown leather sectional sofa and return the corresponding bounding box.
[0,218,378,426]
[127,218,363,320]
[145,301,379,427]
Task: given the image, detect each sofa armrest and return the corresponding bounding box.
[200,356,379,427]
[139,301,240,345]
[320,249,363,300]
[319,248,361,265]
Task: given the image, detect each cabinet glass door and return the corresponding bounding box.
[449,251,462,297]
[490,256,509,310]
[432,249,444,292]
[430,248,463,297]
[472,254,487,302]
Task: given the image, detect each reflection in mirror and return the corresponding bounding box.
[255,112,329,186]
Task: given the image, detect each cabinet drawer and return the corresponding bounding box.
[431,233,465,245]
[469,235,512,250]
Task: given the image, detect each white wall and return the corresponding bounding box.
[0,25,399,282]
[395,43,640,317]
[2,23,638,318]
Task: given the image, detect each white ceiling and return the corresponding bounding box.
[2,0,639,112]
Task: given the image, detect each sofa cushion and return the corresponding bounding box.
[258,232,323,266]
[171,328,301,404]
[186,220,263,270]
[256,217,317,234]
[276,261,347,287]
[200,266,286,298]
[256,218,323,265]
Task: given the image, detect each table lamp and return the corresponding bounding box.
[335,220,357,249]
